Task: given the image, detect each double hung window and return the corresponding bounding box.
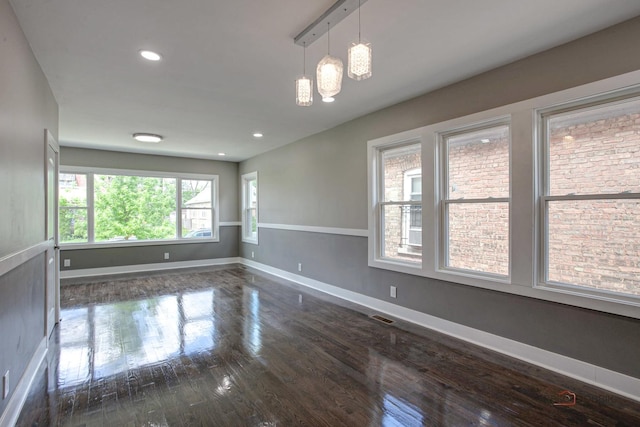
[541,95,640,297]
[441,123,510,277]
[241,172,259,244]
[373,142,422,266]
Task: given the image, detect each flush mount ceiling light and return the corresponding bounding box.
[218,152,226,156]
[348,0,372,81]
[295,42,313,107]
[316,22,344,102]
[133,133,163,143]
[253,132,263,138]
[139,50,162,61]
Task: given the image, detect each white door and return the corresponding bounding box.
[45,130,60,338]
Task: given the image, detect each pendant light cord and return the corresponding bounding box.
[358,0,362,42]
[327,22,331,54]
[303,42,306,75]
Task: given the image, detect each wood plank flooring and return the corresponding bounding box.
[16,265,640,426]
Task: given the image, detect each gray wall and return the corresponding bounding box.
[60,147,239,270]
[0,0,59,415]
[240,17,640,379]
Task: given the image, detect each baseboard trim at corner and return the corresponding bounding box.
[60,257,242,280]
[240,258,640,403]
[0,338,47,427]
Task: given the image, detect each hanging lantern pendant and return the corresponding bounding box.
[296,42,313,106]
[316,22,344,102]
[348,0,372,81]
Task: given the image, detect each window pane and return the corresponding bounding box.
[182,180,211,208]
[382,144,421,202]
[59,173,88,243]
[59,173,87,206]
[243,177,258,241]
[446,125,509,199]
[548,97,640,196]
[248,179,257,206]
[59,208,88,243]
[447,202,509,276]
[182,209,212,238]
[94,175,177,241]
[381,204,422,263]
[547,199,640,296]
[245,207,257,233]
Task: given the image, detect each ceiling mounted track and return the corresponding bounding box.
[294,0,370,47]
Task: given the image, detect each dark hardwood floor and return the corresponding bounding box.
[16,265,640,426]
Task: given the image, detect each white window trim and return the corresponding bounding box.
[438,118,511,280]
[368,69,640,319]
[368,136,424,274]
[537,88,640,308]
[241,171,259,244]
[59,166,220,247]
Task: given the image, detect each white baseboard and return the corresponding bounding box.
[241,258,640,403]
[60,257,242,280]
[0,338,47,427]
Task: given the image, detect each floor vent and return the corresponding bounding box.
[371,314,394,324]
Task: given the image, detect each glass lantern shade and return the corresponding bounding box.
[348,41,372,80]
[316,54,343,100]
[295,76,313,106]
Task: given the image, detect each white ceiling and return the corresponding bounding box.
[10,0,640,162]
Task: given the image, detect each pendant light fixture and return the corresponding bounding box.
[295,42,313,106]
[316,22,343,102]
[348,0,372,80]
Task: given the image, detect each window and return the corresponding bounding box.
[59,168,218,245]
[442,123,510,277]
[94,175,177,242]
[368,71,640,318]
[541,95,640,297]
[241,171,258,244]
[59,173,89,243]
[403,169,422,247]
[374,142,422,265]
[181,179,214,238]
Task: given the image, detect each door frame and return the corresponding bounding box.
[45,129,60,337]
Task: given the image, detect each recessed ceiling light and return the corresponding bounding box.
[480,138,490,144]
[139,50,162,61]
[253,132,263,138]
[218,152,226,156]
[133,133,163,143]
[322,97,335,103]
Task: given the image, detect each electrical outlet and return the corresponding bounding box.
[164,252,170,260]
[390,286,397,298]
[63,259,71,267]
[298,263,302,272]
[3,371,8,400]
[251,251,255,258]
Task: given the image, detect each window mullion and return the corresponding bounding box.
[87,173,94,243]
[176,178,183,239]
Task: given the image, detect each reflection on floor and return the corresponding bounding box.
[16,265,640,426]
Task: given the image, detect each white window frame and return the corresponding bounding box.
[58,167,219,248]
[241,171,259,244]
[368,69,640,319]
[369,138,423,273]
[537,87,640,306]
[439,119,511,279]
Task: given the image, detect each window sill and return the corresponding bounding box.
[60,238,221,250]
